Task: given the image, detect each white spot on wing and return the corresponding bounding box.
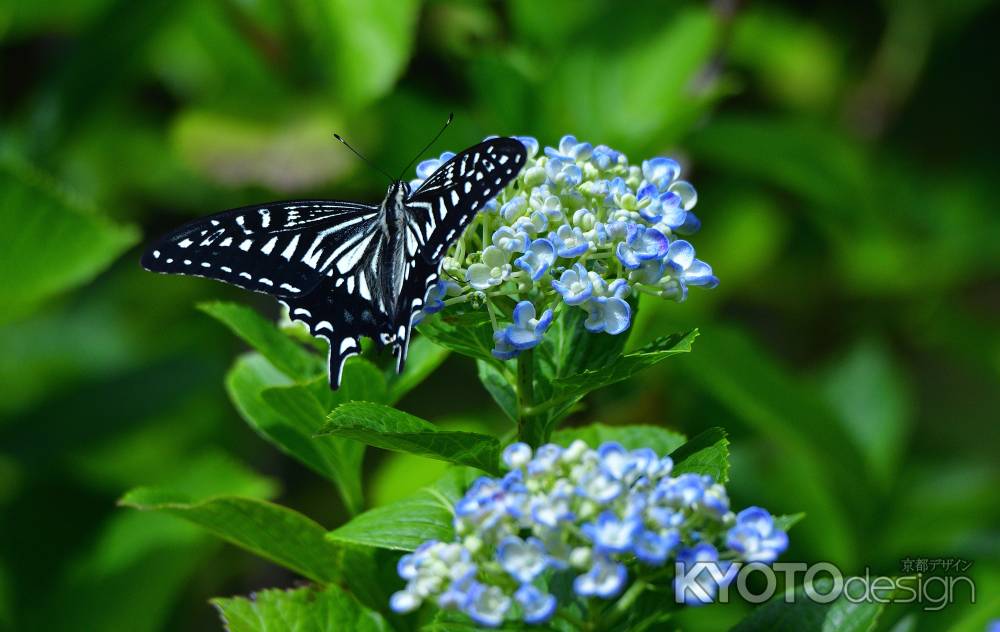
[261,236,278,255]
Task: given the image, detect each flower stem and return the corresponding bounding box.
[516,349,539,446]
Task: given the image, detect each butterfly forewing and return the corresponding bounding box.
[392,138,527,371]
[142,201,379,298]
[405,137,527,263]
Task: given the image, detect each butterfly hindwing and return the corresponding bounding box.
[280,274,386,388]
[142,201,379,298]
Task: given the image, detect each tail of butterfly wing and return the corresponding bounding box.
[280,279,383,389]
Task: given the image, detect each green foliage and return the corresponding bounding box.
[327,468,475,552]
[318,402,502,474]
[226,353,367,515]
[120,491,343,584]
[3,1,997,630]
[0,158,138,324]
[213,584,392,632]
[733,577,885,632]
[200,301,323,380]
[668,427,730,482]
[552,423,686,455]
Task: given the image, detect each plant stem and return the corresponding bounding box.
[516,349,536,445]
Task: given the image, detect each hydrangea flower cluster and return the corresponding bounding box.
[389,440,788,627]
[411,135,719,360]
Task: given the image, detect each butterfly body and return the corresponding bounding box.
[143,137,527,388]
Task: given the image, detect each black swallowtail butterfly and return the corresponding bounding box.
[142,133,527,388]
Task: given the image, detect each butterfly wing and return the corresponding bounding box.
[393,137,528,370]
[143,200,387,388]
[142,200,380,297]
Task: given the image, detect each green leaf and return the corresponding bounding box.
[386,334,450,404]
[773,513,806,532]
[213,584,391,632]
[820,338,912,489]
[476,360,517,422]
[733,577,885,632]
[669,427,730,482]
[682,327,868,482]
[418,310,498,366]
[553,423,686,455]
[38,450,271,632]
[120,490,342,583]
[288,0,420,109]
[537,305,635,387]
[541,7,723,148]
[328,468,475,551]
[212,586,392,632]
[552,330,698,397]
[318,402,502,475]
[227,353,383,515]
[0,157,139,324]
[530,330,698,442]
[200,301,323,381]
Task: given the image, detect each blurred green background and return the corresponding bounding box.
[1,0,998,630]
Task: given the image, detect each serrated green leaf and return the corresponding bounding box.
[528,330,698,442]
[537,305,635,388]
[418,310,498,366]
[213,584,391,632]
[733,577,885,632]
[476,360,517,422]
[328,468,475,551]
[386,334,450,404]
[552,330,698,397]
[227,353,384,515]
[120,490,342,583]
[200,301,322,381]
[318,402,502,475]
[669,427,729,482]
[0,157,139,324]
[553,423,686,455]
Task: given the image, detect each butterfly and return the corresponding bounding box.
[142,135,527,388]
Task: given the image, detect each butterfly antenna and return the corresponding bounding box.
[397,112,454,181]
[333,133,394,183]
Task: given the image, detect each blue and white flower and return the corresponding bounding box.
[408,134,718,360]
[393,440,789,627]
[726,507,789,563]
[551,263,594,305]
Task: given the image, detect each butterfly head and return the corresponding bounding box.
[388,180,412,205]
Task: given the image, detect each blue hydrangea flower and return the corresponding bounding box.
[574,555,628,598]
[550,224,590,258]
[583,277,631,335]
[497,536,549,583]
[726,507,789,563]
[514,585,557,624]
[551,263,593,305]
[410,134,718,355]
[616,225,669,269]
[466,246,512,291]
[393,440,788,627]
[582,511,641,554]
[513,238,555,281]
[498,301,553,352]
[673,543,737,606]
[465,583,511,627]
